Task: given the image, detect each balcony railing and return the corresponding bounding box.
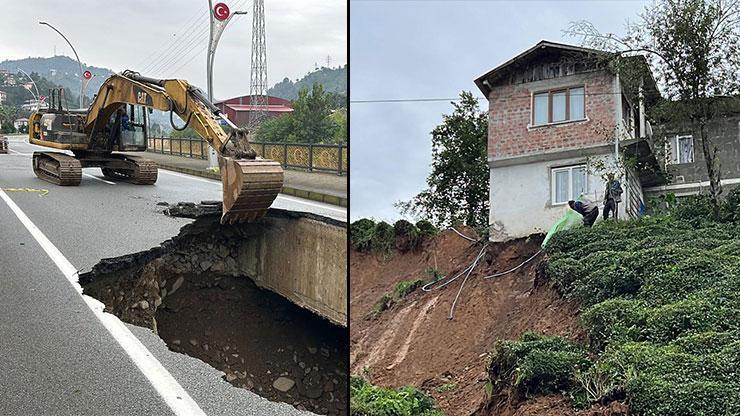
[148,137,347,175]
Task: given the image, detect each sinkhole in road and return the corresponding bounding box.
[80,210,348,416]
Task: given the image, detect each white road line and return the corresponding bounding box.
[83,173,116,185]
[158,168,347,213]
[7,149,33,156]
[0,188,206,416]
[276,194,346,213]
[159,168,220,185]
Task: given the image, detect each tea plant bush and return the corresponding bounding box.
[350,377,444,416]
[489,195,740,414]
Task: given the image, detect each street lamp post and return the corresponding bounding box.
[39,21,84,109]
[206,1,247,168]
[17,68,41,108]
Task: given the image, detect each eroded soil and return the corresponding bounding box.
[350,228,585,416]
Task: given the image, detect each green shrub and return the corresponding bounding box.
[371,222,395,253]
[720,185,740,223]
[393,219,421,251]
[580,299,647,350]
[495,210,740,414]
[416,220,438,237]
[393,279,423,299]
[351,218,377,251]
[672,194,714,226]
[367,294,392,320]
[368,279,424,320]
[425,267,444,283]
[350,377,444,416]
[644,293,740,344]
[489,332,590,399]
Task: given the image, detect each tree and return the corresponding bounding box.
[0,105,20,133]
[290,83,338,143]
[396,91,489,229]
[566,0,740,219]
[255,83,340,144]
[255,113,296,143]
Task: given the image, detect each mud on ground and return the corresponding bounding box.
[350,228,584,416]
[81,211,348,416]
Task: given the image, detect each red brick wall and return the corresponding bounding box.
[487,71,616,160]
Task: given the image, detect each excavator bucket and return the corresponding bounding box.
[218,156,284,224]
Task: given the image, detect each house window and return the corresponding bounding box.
[552,165,587,204]
[532,86,585,126]
[667,135,694,164]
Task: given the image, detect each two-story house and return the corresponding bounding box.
[474,40,660,241]
[475,40,740,241]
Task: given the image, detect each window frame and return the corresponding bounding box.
[551,164,588,205]
[531,85,586,127]
[666,134,694,165]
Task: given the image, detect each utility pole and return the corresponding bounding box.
[206,1,247,168]
[248,0,268,128]
[39,22,84,109]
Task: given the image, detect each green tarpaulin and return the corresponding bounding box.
[541,201,586,248]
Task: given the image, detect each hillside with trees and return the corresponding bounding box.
[0,55,113,100]
[268,65,347,106]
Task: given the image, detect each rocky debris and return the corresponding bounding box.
[164,201,222,219]
[273,377,295,392]
[170,276,184,295]
[79,209,348,415]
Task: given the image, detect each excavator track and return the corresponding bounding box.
[100,155,158,185]
[32,152,82,186]
[219,157,284,223]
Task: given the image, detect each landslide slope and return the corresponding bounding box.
[350,225,582,415]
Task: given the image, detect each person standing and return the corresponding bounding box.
[603,174,623,221]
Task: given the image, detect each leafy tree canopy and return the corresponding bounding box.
[396,91,489,229]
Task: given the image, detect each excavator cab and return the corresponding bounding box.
[115,104,148,151]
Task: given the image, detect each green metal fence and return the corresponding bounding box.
[148,137,347,175]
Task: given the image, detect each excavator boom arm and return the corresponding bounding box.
[83,70,281,223]
[84,71,236,155]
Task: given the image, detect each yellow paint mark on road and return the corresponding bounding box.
[1,188,49,197]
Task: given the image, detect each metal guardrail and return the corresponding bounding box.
[148,137,347,175]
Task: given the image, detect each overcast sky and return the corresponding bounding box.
[350,0,649,222]
[0,0,346,100]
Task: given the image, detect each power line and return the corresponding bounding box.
[169,12,250,77]
[350,97,483,103]
[135,7,208,70]
[145,0,251,77]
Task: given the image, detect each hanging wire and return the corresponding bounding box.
[421,226,545,320]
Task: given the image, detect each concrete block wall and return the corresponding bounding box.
[487,71,617,161]
[237,212,347,327]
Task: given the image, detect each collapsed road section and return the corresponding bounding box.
[80,204,348,415]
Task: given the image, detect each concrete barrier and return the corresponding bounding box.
[237,210,347,327]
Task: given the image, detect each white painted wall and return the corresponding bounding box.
[489,152,628,241]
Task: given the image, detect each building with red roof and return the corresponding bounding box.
[215,95,293,127]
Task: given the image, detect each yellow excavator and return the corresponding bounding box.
[28,70,283,223]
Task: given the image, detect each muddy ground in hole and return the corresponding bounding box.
[350,227,593,416]
[81,214,348,416]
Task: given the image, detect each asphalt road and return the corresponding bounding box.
[0,136,346,415]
